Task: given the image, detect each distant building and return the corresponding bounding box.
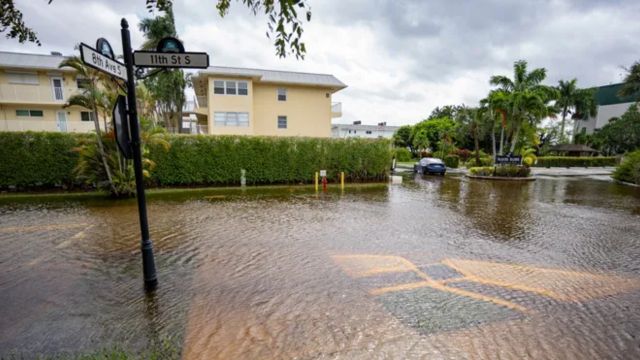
[331,121,399,139]
[580,83,640,134]
[191,67,346,137]
[0,51,100,132]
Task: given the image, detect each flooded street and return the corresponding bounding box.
[1,176,640,359]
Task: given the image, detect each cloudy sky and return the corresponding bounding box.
[4,0,640,126]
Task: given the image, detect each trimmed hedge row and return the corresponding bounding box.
[147,135,391,185]
[533,156,618,168]
[0,132,84,188]
[0,132,392,189]
[469,165,531,178]
[612,150,640,185]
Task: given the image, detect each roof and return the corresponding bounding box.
[593,83,640,106]
[0,51,72,71]
[332,123,400,131]
[198,66,346,90]
[548,144,598,152]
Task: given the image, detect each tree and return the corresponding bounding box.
[619,61,640,98]
[556,79,597,142]
[594,105,640,155]
[59,56,119,195]
[489,60,557,153]
[138,5,186,132]
[428,105,463,120]
[2,0,311,58]
[411,117,458,151]
[392,125,412,149]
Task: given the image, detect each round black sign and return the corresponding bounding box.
[96,38,115,59]
[156,36,185,53]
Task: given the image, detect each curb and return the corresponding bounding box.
[465,175,536,181]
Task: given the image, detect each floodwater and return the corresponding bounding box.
[1,176,640,359]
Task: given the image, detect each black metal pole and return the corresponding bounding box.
[121,18,158,290]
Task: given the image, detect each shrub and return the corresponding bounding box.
[469,165,531,178]
[147,135,391,185]
[464,155,493,168]
[453,148,472,162]
[534,156,618,168]
[393,147,413,162]
[0,131,83,189]
[444,154,460,168]
[612,150,640,185]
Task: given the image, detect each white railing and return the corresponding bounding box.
[0,84,77,103]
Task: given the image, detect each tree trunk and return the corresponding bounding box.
[92,109,117,196]
[559,106,567,143]
[474,125,481,166]
[509,123,521,154]
[499,126,505,155]
[491,128,497,162]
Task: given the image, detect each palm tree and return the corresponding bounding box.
[59,56,118,194]
[490,60,557,153]
[556,79,598,142]
[481,90,511,158]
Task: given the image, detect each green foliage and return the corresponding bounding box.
[0,132,81,189]
[444,155,459,168]
[534,156,618,168]
[411,117,458,151]
[469,165,531,177]
[393,147,412,162]
[613,150,640,185]
[522,148,537,166]
[0,0,44,45]
[147,135,391,185]
[464,150,493,167]
[593,105,640,155]
[392,125,412,148]
[428,105,464,120]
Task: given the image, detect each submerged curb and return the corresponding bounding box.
[465,175,536,181]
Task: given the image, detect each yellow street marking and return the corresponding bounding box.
[334,254,527,313]
[442,258,640,302]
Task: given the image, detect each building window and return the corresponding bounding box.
[80,111,95,122]
[7,72,38,85]
[213,80,225,94]
[277,88,287,101]
[226,81,237,95]
[366,130,372,134]
[16,109,43,117]
[238,81,248,95]
[214,112,249,127]
[76,78,91,89]
[277,115,287,129]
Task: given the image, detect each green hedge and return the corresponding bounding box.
[0,132,83,188]
[469,165,531,178]
[612,150,640,185]
[534,156,618,167]
[0,132,392,189]
[147,135,392,186]
[392,147,413,162]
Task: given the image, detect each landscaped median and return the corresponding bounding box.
[466,165,535,181]
[0,132,392,191]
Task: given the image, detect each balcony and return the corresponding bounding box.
[0,84,78,105]
[332,102,342,118]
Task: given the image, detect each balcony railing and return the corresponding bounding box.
[331,102,342,118]
[196,95,208,108]
[0,84,77,104]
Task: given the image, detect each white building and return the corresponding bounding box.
[331,121,399,139]
[580,83,639,135]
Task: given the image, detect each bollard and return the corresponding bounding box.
[340,172,345,190]
[322,175,328,192]
[240,169,246,187]
[315,172,319,192]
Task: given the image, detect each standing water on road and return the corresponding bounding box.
[1,176,640,359]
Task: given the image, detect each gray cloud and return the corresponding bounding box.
[3,0,639,125]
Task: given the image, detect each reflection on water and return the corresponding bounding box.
[0,178,639,358]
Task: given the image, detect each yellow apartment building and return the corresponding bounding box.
[190,67,346,137]
[0,51,101,133]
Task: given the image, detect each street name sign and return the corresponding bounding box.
[495,155,522,165]
[133,51,209,69]
[80,43,127,81]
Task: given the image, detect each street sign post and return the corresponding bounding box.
[133,51,209,69]
[112,95,132,159]
[79,43,127,81]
